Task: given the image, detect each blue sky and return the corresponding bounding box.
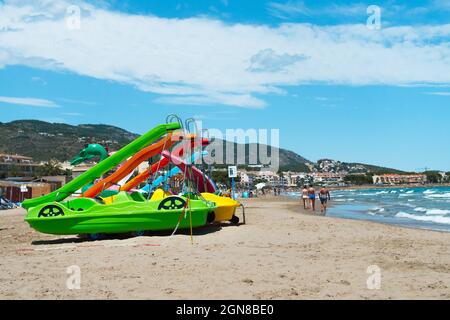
[1,0,450,171]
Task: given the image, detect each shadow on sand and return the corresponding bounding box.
[30,221,243,246]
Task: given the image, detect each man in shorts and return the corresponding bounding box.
[308,185,316,211]
[318,187,331,213]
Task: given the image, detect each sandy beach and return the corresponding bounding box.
[1,196,450,300]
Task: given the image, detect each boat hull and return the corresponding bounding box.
[25,195,213,235]
[201,193,240,222]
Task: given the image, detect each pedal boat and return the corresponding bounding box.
[24,191,216,235]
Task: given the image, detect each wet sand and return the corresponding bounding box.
[1,196,450,299]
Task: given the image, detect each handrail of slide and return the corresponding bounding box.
[160,150,216,193]
[82,133,179,198]
[142,150,208,192]
[121,136,209,192]
[21,122,181,210]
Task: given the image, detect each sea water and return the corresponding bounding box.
[286,186,450,232]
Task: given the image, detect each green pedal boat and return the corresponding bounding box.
[25,191,216,235]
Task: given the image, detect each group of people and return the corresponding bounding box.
[301,185,331,213]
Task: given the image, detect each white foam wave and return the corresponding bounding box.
[369,207,385,213]
[405,190,414,194]
[423,189,436,194]
[426,193,450,199]
[426,209,450,215]
[396,212,450,225]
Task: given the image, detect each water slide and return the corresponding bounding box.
[82,133,180,198]
[21,122,181,210]
[142,150,208,192]
[121,137,209,192]
[160,150,216,193]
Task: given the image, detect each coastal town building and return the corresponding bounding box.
[238,170,253,185]
[312,172,347,185]
[372,174,427,185]
[257,170,280,185]
[0,153,41,177]
[0,176,66,202]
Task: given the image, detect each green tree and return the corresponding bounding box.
[344,174,373,185]
[424,171,442,184]
[9,165,22,177]
[37,159,65,177]
[211,170,241,187]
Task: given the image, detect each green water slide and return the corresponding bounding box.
[22,122,181,210]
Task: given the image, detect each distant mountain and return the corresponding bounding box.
[0,120,138,162]
[313,159,405,175]
[0,120,403,174]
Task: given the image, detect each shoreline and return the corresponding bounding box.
[279,184,450,234]
[277,183,450,195]
[278,183,449,194]
[329,183,450,191]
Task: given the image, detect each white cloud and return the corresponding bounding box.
[267,1,369,19]
[267,1,310,19]
[155,93,266,109]
[424,91,450,96]
[1,1,450,108]
[58,98,99,105]
[31,76,47,85]
[0,96,59,107]
[248,48,308,72]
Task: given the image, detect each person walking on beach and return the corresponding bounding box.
[318,187,331,213]
[301,185,309,209]
[308,185,316,211]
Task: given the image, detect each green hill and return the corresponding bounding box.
[0,120,138,161]
[0,120,403,174]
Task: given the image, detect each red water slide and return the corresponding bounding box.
[120,136,209,192]
[82,133,179,198]
[160,150,216,193]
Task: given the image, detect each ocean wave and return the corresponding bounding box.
[369,207,385,213]
[405,190,414,194]
[423,189,436,194]
[375,191,389,195]
[426,209,450,215]
[396,212,450,225]
[414,207,427,212]
[426,193,450,199]
[334,198,355,202]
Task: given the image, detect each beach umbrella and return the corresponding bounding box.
[255,183,266,190]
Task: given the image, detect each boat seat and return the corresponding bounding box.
[65,197,98,211]
[129,192,146,202]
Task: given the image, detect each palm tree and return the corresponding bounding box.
[37,159,64,177]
